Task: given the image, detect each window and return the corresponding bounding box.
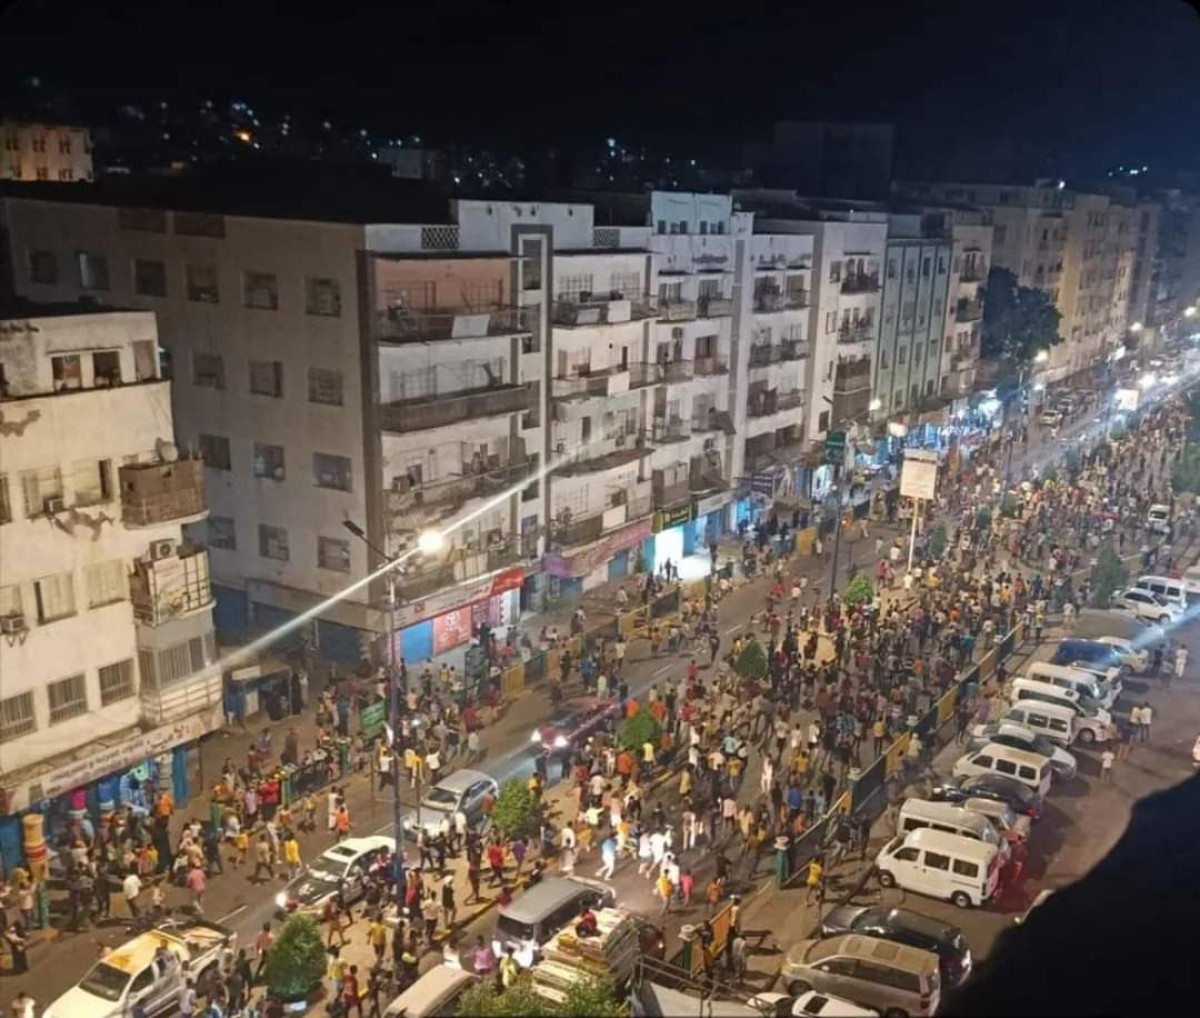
[656,219,666,234]
[308,368,344,406]
[206,515,236,550]
[973,754,994,768]
[897,347,907,365]
[818,410,830,432]
[557,274,595,301]
[57,168,74,182]
[887,259,897,279]
[77,251,110,290]
[198,434,231,471]
[305,277,342,317]
[922,258,931,279]
[259,524,290,561]
[133,258,167,297]
[825,311,838,333]
[894,847,920,862]
[995,758,1017,776]
[47,673,87,725]
[185,263,219,303]
[880,350,889,369]
[923,851,951,871]
[253,444,286,481]
[190,634,215,673]
[35,166,48,181]
[248,360,284,398]
[828,261,842,284]
[313,453,353,491]
[193,353,225,390]
[21,467,64,516]
[243,271,279,310]
[28,249,57,284]
[0,692,35,744]
[0,475,8,524]
[72,459,112,506]
[0,584,21,618]
[92,350,122,386]
[35,572,76,623]
[952,858,980,877]
[318,536,352,572]
[85,560,127,607]
[99,660,135,705]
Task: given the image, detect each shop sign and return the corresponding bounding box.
[542,518,652,580]
[653,504,694,533]
[900,448,940,501]
[694,492,732,519]
[360,701,387,740]
[393,565,526,630]
[823,429,847,466]
[1,708,219,816]
[433,607,474,655]
[750,472,777,498]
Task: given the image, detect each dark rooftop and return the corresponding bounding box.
[0,159,454,225]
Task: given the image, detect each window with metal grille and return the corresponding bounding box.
[318,536,352,573]
[193,353,225,389]
[48,673,87,725]
[99,660,135,705]
[85,559,127,608]
[253,444,286,481]
[0,692,35,744]
[185,263,219,303]
[242,270,279,310]
[198,434,231,471]
[0,584,22,619]
[134,258,167,297]
[308,368,344,406]
[259,524,290,561]
[305,277,342,316]
[157,643,192,684]
[78,251,110,290]
[557,274,595,301]
[28,249,57,284]
[313,453,352,492]
[139,649,157,688]
[189,635,211,672]
[206,515,236,550]
[35,572,76,623]
[248,360,284,397]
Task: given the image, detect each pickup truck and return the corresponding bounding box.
[45,916,236,1018]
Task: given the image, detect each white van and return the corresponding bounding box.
[1146,505,1171,535]
[1009,680,1111,744]
[875,828,1002,908]
[1002,702,1078,747]
[896,798,1011,864]
[1182,565,1200,600]
[384,967,478,1018]
[1024,661,1115,709]
[1131,575,1186,609]
[953,744,1053,798]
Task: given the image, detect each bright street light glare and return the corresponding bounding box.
[417,529,446,555]
[1185,306,1197,318]
[1129,321,1143,333]
[1034,350,1049,364]
[869,398,883,411]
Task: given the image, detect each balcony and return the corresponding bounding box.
[699,295,733,318]
[120,457,207,528]
[652,468,690,508]
[781,339,810,361]
[130,542,213,626]
[689,452,726,493]
[748,344,782,368]
[393,559,459,601]
[748,389,806,418]
[140,667,222,728]
[841,274,881,295]
[838,322,876,345]
[833,370,873,396]
[388,455,536,524]
[785,291,810,309]
[377,305,531,344]
[650,360,694,384]
[552,486,652,548]
[651,417,690,444]
[379,383,533,433]
[552,295,657,327]
[554,433,649,477]
[956,298,984,322]
[753,291,784,314]
[658,298,698,321]
[551,363,655,401]
[694,355,729,377]
[960,265,987,283]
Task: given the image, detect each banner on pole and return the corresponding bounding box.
[900,449,939,501]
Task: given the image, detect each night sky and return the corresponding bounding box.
[2,0,1199,179]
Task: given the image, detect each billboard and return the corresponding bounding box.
[900,449,939,501]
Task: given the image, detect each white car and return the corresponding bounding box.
[1093,635,1150,674]
[1147,504,1172,534]
[751,990,880,1017]
[1111,588,1183,625]
[275,835,395,916]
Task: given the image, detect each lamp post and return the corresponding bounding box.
[1005,350,1049,489]
[342,519,405,903]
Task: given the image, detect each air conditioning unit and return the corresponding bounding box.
[43,496,65,515]
[149,539,177,561]
[0,615,26,635]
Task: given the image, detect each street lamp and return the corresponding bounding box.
[869,398,883,412]
[417,528,445,556]
[1130,322,1144,334]
[1185,306,1197,319]
[342,518,405,903]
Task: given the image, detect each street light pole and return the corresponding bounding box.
[342,519,405,906]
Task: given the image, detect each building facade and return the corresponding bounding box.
[1,121,94,184]
[0,306,218,858]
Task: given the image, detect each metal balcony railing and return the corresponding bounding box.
[784,291,810,309]
[699,295,733,318]
[130,543,214,625]
[748,390,806,418]
[551,296,658,327]
[379,384,533,433]
[388,457,536,517]
[753,291,784,314]
[552,512,604,548]
[694,355,729,377]
[377,306,531,343]
[651,417,689,444]
[959,265,987,283]
[658,298,698,321]
[781,339,810,361]
[957,298,984,322]
[120,458,207,528]
[841,274,881,294]
[651,360,694,384]
[748,345,781,368]
[551,363,655,400]
[838,322,876,344]
[652,476,690,508]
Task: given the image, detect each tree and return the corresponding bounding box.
[457,976,552,1017]
[927,524,948,560]
[262,914,325,1004]
[842,573,874,606]
[980,267,1062,371]
[558,976,630,1018]
[1041,463,1058,485]
[1090,545,1130,608]
[733,638,768,680]
[492,777,540,839]
[617,706,662,752]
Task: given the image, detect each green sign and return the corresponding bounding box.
[360,701,387,740]
[823,429,847,466]
[653,504,694,533]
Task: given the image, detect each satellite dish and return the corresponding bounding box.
[156,439,179,463]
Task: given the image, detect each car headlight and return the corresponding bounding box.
[274,891,287,909]
[554,735,568,749]
[530,730,542,743]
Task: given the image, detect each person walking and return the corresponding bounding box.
[805,855,825,906]
[122,869,142,918]
[1100,747,1115,782]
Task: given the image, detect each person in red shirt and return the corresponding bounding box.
[487,840,506,887]
[342,963,363,1018]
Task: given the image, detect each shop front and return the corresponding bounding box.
[542,519,654,596]
[650,504,695,574]
[0,705,221,875]
[392,566,526,664]
[692,492,734,549]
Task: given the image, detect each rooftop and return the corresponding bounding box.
[0,296,137,320]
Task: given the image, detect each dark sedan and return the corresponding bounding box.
[530,696,618,754]
[820,905,972,986]
[927,773,1043,819]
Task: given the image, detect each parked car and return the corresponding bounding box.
[956,796,1032,845]
[820,905,972,987]
[926,773,1043,819]
[1111,588,1183,625]
[750,990,880,1017]
[531,696,619,754]
[967,721,1078,780]
[1053,638,1128,675]
[781,934,941,1016]
[401,768,497,839]
[275,835,395,916]
[1092,635,1149,673]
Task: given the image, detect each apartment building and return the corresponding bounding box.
[1152,190,1200,325]
[876,213,954,415]
[0,305,218,853]
[943,212,993,398]
[1,121,94,183]
[1128,200,1161,331]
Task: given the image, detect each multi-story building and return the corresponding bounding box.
[875,213,954,415]
[1128,200,1161,331]
[0,304,219,852]
[942,212,993,398]
[1153,190,1200,325]
[1,121,94,184]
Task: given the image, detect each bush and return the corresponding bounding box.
[927,524,948,560]
[733,639,768,680]
[456,975,628,1018]
[492,777,540,839]
[262,914,325,1004]
[617,706,663,752]
[842,573,874,606]
[1090,545,1130,608]
[1172,446,1200,494]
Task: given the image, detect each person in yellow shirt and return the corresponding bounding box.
[499,947,520,988]
[232,829,249,870]
[656,871,673,914]
[367,917,388,964]
[283,834,301,878]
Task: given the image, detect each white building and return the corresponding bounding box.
[943,212,993,399]
[0,305,219,828]
[1,121,94,183]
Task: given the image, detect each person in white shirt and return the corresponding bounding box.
[122,871,142,918]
